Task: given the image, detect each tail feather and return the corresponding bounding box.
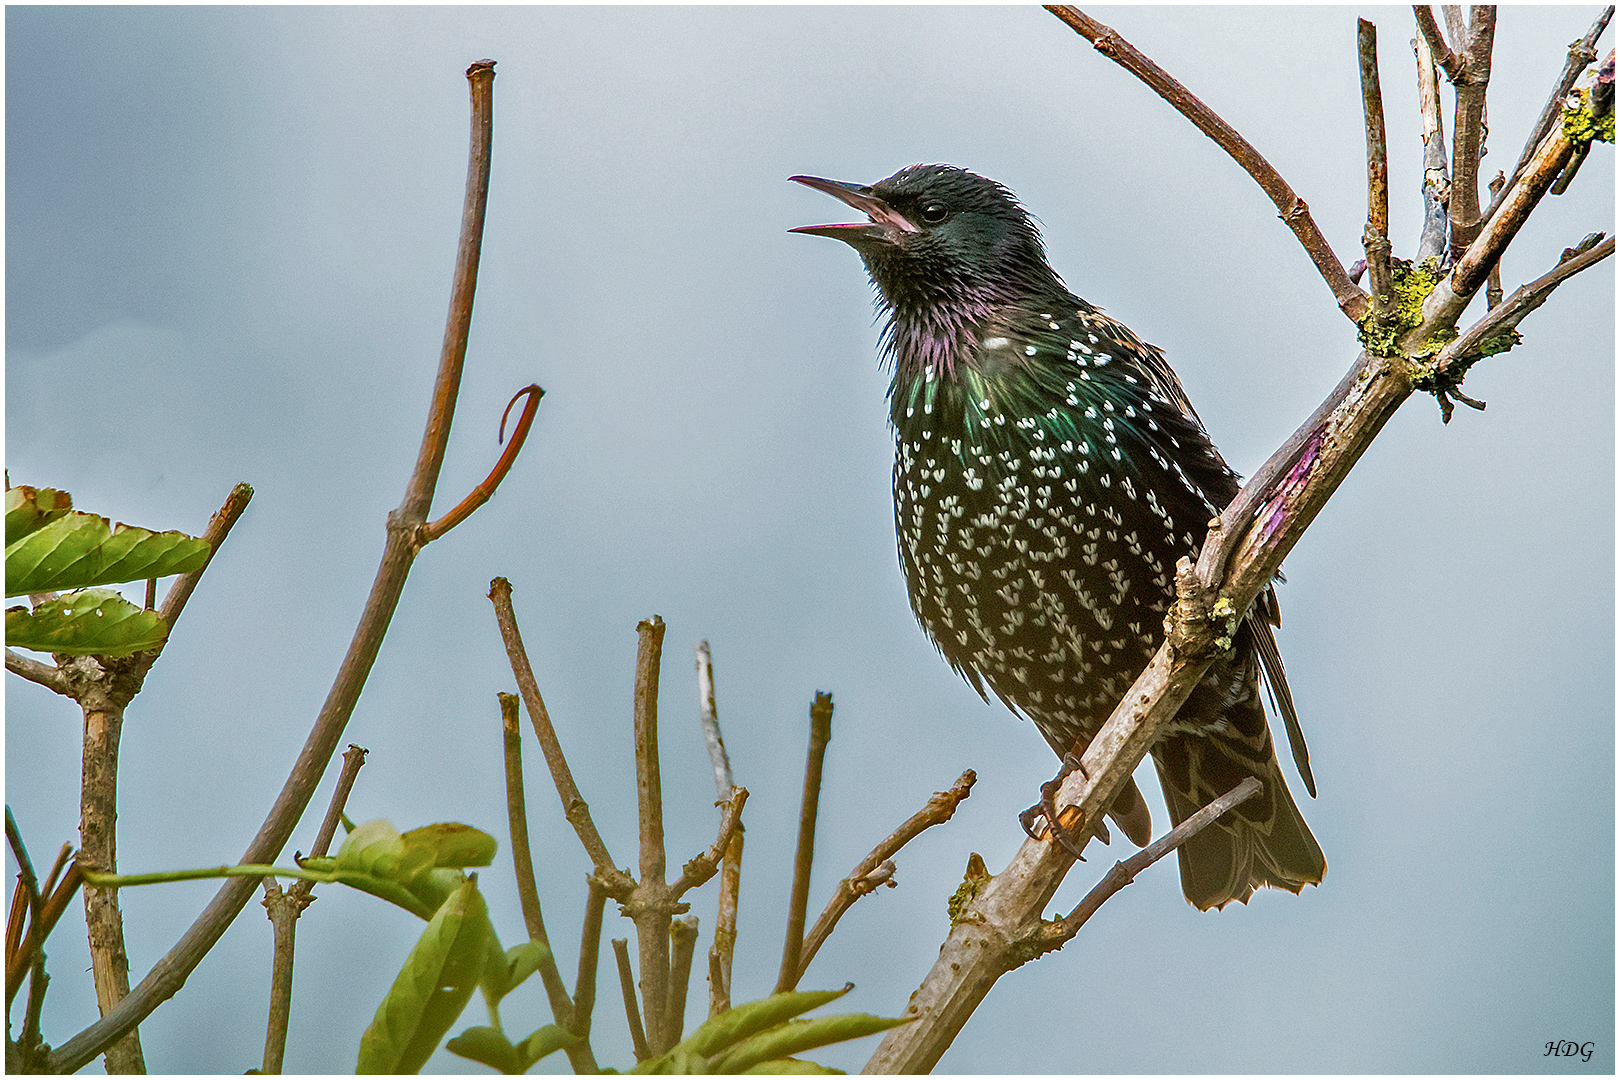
[1152,715,1326,911]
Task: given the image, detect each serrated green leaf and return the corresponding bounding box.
[5,511,209,597]
[709,1015,907,1075]
[6,589,170,657]
[6,487,73,546]
[446,1025,521,1074]
[402,822,497,869]
[679,987,855,1060]
[742,1058,845,1074]
[357,878,491,1074]
[517,1024,578,1068]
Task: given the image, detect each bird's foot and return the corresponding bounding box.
[1018,753,1107,858]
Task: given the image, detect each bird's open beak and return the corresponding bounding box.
[789,175,919,245]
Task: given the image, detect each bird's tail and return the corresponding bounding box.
[1151,712,1326,911]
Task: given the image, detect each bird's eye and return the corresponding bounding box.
[920,203,949,224]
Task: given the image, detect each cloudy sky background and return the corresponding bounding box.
[6,5,1613,1074]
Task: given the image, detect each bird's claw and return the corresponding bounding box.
[1019,753,1106,858]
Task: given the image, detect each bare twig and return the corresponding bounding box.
[793,770,976,989]
[259,744,367,1074]
[1485,172,1506,307]
[694,640,743,1017]
[667,916,700,1043]
[1045,5,1370,321]
[497,692,597,1072]
[1446,7,1496,264]
[488,578,633,896]
[775,692,833,994]
[1402,116,1579,352]
[1434,235,1614,376]
[1034,778,1262,952]
[574,880,607,1042]
[613,937,650,1062]
[671,788,748,897]
[707,830,743,1018]
[694,641,733,799]
[1497,6,1614,211]
[422,384,543,541]
[47,62,505,1073]
[1360,19,1394,316]
[6,861,84,1007]
[631,615,676,1054]
[1414,27,1452,263]
[4,649,70,695]
[1413,5,1464,82]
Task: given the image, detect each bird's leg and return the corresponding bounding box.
[1018,752,1108,858]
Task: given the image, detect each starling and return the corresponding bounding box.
[792,164,1325,910]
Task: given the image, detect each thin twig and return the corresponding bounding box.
[1360,19,1393,317]
[1485,172,1506,307]
[488,578,633,895]
[154,481,254,638]
[670,787,748,896]
[1413,5,1464,82]
[1402,114,1579,351]
[48,61,504,1073]
[496,692,597,1073]
[1496,5,1614,215]
[1446,7,1496,265]
[260,744,367,1073]
[793,770,976,989]
[631,615,675,1054]
[775,692,833,994]
[422,384,543,541]
[6,861,84,1007]
[1434,235,1614,375]
[694,641,733,799]
[666,916,700,1043]
[1414,28,1452,264]
[612,938,650,1062]
[574,880,607,1042]
[1045,5,1370,321]
[4,649,71,695]
[707,830,743,1018]
[1039,778,1262,950]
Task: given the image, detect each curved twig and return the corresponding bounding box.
[423,384,543,541]
[1045,5,1370,321]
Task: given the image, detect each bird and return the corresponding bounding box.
[791,164,1325,910]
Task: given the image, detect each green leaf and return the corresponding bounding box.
[5,486,73,546]
[5,510,209,597]
[313,819,494,919]
[446,1026,521,1074]
[491,940,550,1003]
[681,987,854,1059]
[6,589,170,657]
[517,1025,578,1068]
[709,1015,908,1075]
[401,822,498,869]
[742,1059,845,1074]
[357,878,492,1074]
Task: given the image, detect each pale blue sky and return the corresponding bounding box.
[6,6,1613,1073]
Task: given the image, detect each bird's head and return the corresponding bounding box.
[791,164,1062,320]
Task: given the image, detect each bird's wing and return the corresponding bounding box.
[1249,590,1315,797]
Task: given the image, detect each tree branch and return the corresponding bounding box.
[46,61,502,1074]
[1413,5,1464,82]
[4,649,69,695]
[1446,7,1496,264]
[775,692,833,994]
[1045,5,1370,321]
[1414,26,1452,263]
[1360,19,1394,316]
[793,770,976,990]
[670,787,748,896]
[488,577,633,896]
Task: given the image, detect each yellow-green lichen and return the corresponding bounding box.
[947,852,992,924]
[1357,258,1458,356]
[1211,595,1240,652]
[1563,88,1615,144]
